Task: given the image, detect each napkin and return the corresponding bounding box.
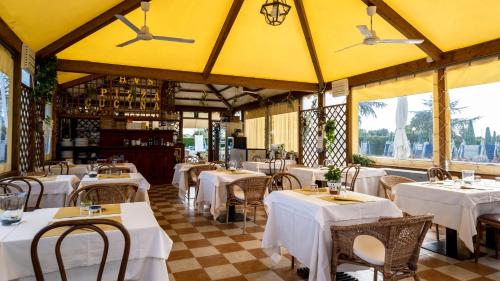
[53,204,121,219]
[294,188,329,195]
[43,216,122,238]
[98,173,131,179]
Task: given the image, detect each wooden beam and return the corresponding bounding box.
[206,84,232,108]
[436,68,448,169]
[59,74,105,89]
[227,92,260,101]
[294,0,324,85]
[176,97,221,102]
[347,38,500,87]
[36,0,144,59]
[219,86,233,92]
[234,91,309,111]
[178,88,215,94]
[0,17,23,53]
[175,105,227,112]
[57,59,318,91]
[202,0,244,78]
[361,0,443,61]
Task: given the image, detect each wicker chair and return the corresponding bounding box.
[67,183,139,206]
[341,165,361,192]
[331,213,434,281]
[97,165,131,174]
[427,167,452,181]
[42,161,69,175]
[265,158,285,175]
[185,164,214,202]
[31,218,130,281]
[269,172,302,193]
[475,214,500,262]
[184,155,197,163]
[225,176,272,234]
[0,176,44,211]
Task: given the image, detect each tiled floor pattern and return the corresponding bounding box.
[148,185,500,281]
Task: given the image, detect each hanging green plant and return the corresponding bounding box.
[33,56,58,102]
[325,120,336,153]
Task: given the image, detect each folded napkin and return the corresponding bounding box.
[53,204,122,219]
[98,173,131,179]
[319,194,375,204]
[44,216,122,238]
[294,188,329,195]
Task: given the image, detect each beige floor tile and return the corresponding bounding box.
[207,236,235,246]
[223,250,257,263]
[195,225,220,232]
[204,264,241,280]
[179,233,205,241]
[259,257,291,269]
[239,240,262,250]
[190,246,220,257]
[171,242,188,251]
[245,270,283,281]
[168,258,202,273]
[435,265,481,281]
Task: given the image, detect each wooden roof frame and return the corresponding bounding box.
[206,84,232,108]
[361,0,443,62]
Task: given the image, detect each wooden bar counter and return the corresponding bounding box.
[99,129,182,185]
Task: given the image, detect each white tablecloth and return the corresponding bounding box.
[242,160,296,173]
[393,180,500,252]
[288,167,387,196]
[68,163,138,179]
[172,163,211,199]
[196,170,266,219]
[262,190,402,281]
[0,202,172,281]
[79,173,151,203]
[12,175,80,208]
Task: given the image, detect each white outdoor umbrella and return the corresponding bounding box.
[393,96,411,159]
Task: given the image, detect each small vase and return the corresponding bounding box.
[327,181,341,195]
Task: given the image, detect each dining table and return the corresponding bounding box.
[196,169,266,221]
[172,162,211,199]
[0,202,172,281]
[262,189,402,281]
[393,179,500,259]
[14,175,80,208]
[242,159,296,173]
[67,163,138,179]
[287,166,387,196]
[79,173,151,203]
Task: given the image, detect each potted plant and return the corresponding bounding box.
[324,120,336,154]
[352,153,375,166]
[324,165,342,194]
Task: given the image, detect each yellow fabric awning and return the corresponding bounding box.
[447,57,500,89]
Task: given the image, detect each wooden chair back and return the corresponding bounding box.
[341,165,361,191]
[0,170,21,179]
[187,165,214,186]
[31,218,130,281]
[227,176,272,203]
[427,167,452,180]
[67,183,139,207]
[42,161,69,175]
[379,175,415,200]
[266,158,285,175]
[269,172,302,193]
[0,176,44,211]
[97,165,131,174]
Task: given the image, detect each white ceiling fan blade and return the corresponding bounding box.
[336,43,363,52]
[378,38,424,44]
[153,36,195,44]
[116,37,140,47]
[115,14,142,34]
[356,25,373,38]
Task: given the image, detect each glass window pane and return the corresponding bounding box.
[182,111,195,118]
[44,103,52,156]
[358,92,434,160]
[449,82,500,163]
[198,112,209,119]
[301,94,318,110]
[0,71,9,163]
[211,111,221,121]
[324,91,346,106]
[21,69,31,87]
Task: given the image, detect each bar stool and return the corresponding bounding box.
[475,214,500,262]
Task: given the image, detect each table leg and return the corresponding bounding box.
[215,206,249,223]
[445,228,458,258]
[422,227,472,260]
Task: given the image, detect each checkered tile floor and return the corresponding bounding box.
[148,185,500,281]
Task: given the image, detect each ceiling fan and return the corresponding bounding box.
[114,1,195,47]
[337,5,424,52]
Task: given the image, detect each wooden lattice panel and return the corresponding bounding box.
[211,121,220,161]
[33,100,45,169]
[19,86,32,172]
[300,109,319,167]
[324,104,347,167]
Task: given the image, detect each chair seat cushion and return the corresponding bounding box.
[353,235,386,266]
[478,214,500,224]
[233,187,245,200]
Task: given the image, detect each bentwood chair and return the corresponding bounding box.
[97,165,131,174]
[67,183,139,206]
[225,176,272,234]
[0,170,20,179]
[269,172,302,193]
[252,155,263,162]
[42,161,69,175]
[340,165,361,191]
[475,214,500,262]
[330,214,433,281]
[427,167,452,181]
[0,176,44,211]
[31,218,131,281]
[186,165,215,203]
[266,158,285,176]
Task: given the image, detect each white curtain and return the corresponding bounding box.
[271,112,299,152]
[244,117,265,149]
[393,96,410,159]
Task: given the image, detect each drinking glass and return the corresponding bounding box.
[461,170,475,184]
[80,199,93,216]
[0,192,27,226]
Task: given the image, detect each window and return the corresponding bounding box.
[353,72,434,161]
[244,108,265,149]
[0,44,13,170]
[44,103,53,158]
[269,100,299,152]
[301,94,318,110]
[324,91,346,106]
[447,58,500,164]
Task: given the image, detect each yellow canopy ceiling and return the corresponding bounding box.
[2,0,500,85]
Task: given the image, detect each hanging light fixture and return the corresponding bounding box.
[260,0,291,26]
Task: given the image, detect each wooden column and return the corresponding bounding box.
[11,53,21,170]
[317,91,324,165]
[298,98,303,164]
[436,68,448,168]
[265,104,270,152]
[346,90,353,164]
[208,112,213,161]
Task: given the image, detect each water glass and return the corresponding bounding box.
[310,183,318,191]
[0,193,27,226]
[461,170,475,183]
[80,199,93,216]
